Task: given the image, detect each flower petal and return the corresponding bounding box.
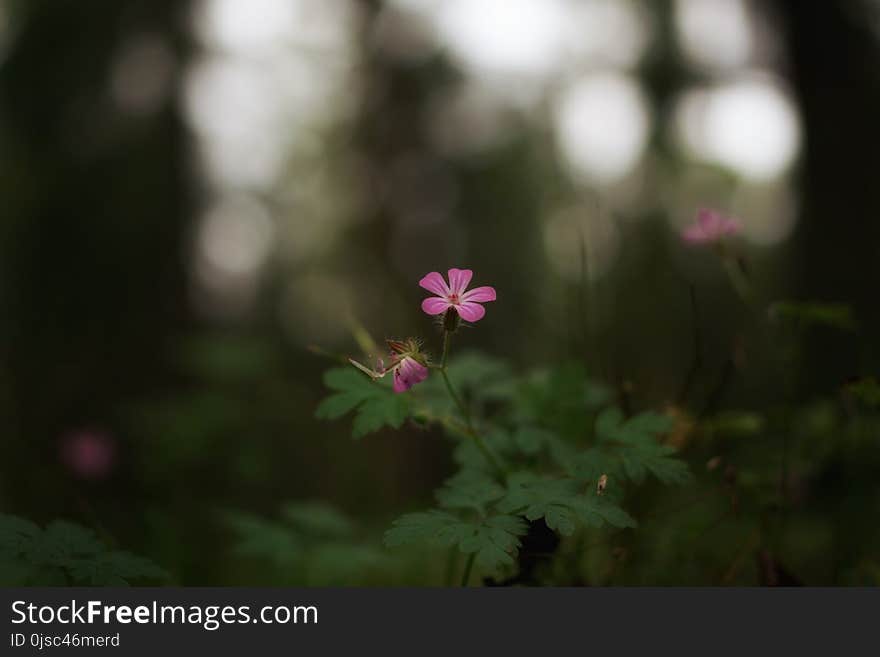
[456,301,486,322]
[462,285,496,303]
[422,297,450,315]
[405,358,429,383]
[447,268,473,295]
[393,357,428,393]
[419,271,449,296]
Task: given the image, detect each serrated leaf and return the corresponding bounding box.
[66,552,170,586]
[384,511,526,573]
[0,514,40,559]
[351,395,410,438]
[435,470,504,515]
[323,367,379,393]
[315,392,365,420]
[594,408,691,485]
[317,367,411,439]
[0,514,168,586]
[498,474,636,536]
[576,496,638,529]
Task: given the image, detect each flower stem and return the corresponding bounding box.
[460,552,475,587]
[438,329,507,479]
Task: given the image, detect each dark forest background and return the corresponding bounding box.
[1,0,878,585]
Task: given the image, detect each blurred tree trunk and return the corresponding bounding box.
[0,0,194,504]
[774,0,880,387]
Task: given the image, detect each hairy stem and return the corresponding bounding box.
[439,330,506,479]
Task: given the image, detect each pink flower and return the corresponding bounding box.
[60,429,117,480]
[391,355,428,393]
[682,209,741,245]
[419,268,497,322]
[349,338,429,393]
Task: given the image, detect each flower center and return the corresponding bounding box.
[448,293,460,304]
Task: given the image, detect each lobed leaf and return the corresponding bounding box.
[435,470,505,515]
[498,474,636,536]
[316,367,411,439]
[0,514,168,586]
[384,510,527,573]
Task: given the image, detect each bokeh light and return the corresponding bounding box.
[675,0,754,71]
[674,76,801,181]
[555,73,650,185]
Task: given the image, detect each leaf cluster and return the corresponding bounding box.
[0,514,169,586]
[317,352,693,581]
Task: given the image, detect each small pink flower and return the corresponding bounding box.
[682,209,741,245]
[419,268,496,322]
[392,355,428,393]
[60,429,117,480]
[349,338,429,393]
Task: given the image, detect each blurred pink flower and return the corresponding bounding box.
[682,209,741,245]
[420,268,496,322]
[60,429,117,480]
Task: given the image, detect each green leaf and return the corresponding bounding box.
[0,514,168,586]
[443,351,514,399]
[514,364,609,438]
[497,474,636,536]
[66,552,170,586]
[435,470,504,515]
[594,408,691,485]
[316,367,411,439]
[596,408,673,441]
[415,351,516,418]
[315,391,364,420]
[0,514,39,560]
[351,394,410,438]
[384,510,527,573]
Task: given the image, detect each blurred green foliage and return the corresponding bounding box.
[1,0,879,588]
[0,514,168,586]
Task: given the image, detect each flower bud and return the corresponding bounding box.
[443,307,461,333]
